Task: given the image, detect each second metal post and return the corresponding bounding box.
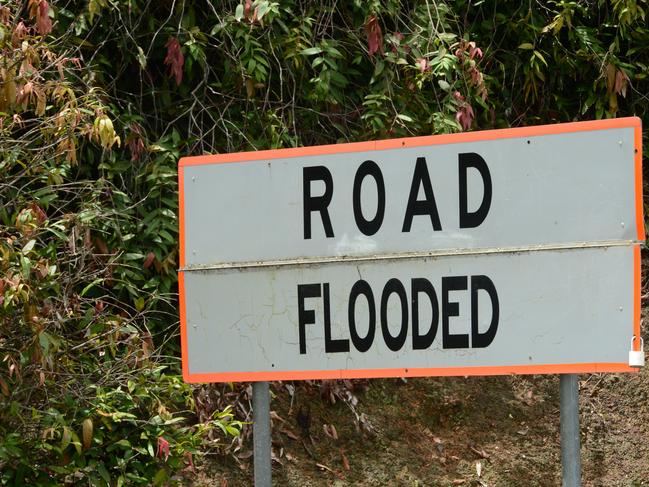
[253,381,272,487]
[560,374,581,487]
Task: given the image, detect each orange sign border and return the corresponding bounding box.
[178,117,643,383]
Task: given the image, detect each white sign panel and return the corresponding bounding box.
[179,118,643,382]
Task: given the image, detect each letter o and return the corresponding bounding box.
[353,160,385,236]
[380,278,408,351]
[348,280,376,352]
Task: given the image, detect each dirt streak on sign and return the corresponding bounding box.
[179,117,643,383]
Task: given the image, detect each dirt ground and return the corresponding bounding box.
[194,306,649,486]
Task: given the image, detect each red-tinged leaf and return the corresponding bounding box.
[456,104,474,131]
[417,58,429,73]
[614,69,630,98]
[12,21,29,46]
[364,15,383,57]
[164,37,184,86]
[184,451,195,472]
[244,0,252,19]
[143,252,155,269]
[453,91,465,102]
[157,436,170,461]
[29,203,47,225]
[470,67,483,87]
[127,123,146,161]
[36,0,52,35]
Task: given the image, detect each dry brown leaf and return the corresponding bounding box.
[323,424,339,440]
[0,377,9,396]
[316,462,334,473]
[469,445,490,459]
[340,449,350,471]
[270,411,285,423]
[237,450,253,459]
[82,418,93,449]
[280,428,299,440]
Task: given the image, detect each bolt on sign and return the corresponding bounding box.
[178,118,644,383]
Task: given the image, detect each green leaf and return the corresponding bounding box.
[533,50,548,66]
[518,43,534,50]
[235,4,244,21]
[81,278,104,297]
[396,114,414,122]
[70,431,82,455]
[61,426,72,451]
[256,2,270,20]
[136,46,147,69]
[97,464,111,483]
[301,47,323,56]
[22,239,36,254]
[153,468,168,486]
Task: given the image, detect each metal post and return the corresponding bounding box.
[560,374,581,487]
[253,381,272,486]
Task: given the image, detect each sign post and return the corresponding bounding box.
[252,381,272,486]
[178,118,643,484]
[560,374,582,487]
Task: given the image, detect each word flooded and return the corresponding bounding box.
[297,275,499,355]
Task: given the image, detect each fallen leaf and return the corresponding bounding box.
[323,424,338,440]
[270,411,285,423]
[280,428,299,440]
[340,449,350,471]
[316,462,334,473]
[476,461,482,477]
[469,445,490,459]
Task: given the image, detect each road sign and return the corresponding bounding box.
[179,117,643,383]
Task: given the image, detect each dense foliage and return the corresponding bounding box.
[0,0,648,484]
